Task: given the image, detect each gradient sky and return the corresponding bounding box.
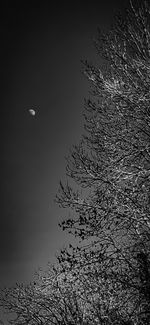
[0,1,129,289]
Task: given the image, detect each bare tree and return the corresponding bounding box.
[56,1,150,323]
[0,264,120,325]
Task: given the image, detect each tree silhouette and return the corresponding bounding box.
[1,1,150,324]
[56,0,150,323]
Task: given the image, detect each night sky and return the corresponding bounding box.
[0,1,129,288]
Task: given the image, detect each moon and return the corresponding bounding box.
[29,109,36,116]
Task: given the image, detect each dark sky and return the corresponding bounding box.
[0,1,129,288]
